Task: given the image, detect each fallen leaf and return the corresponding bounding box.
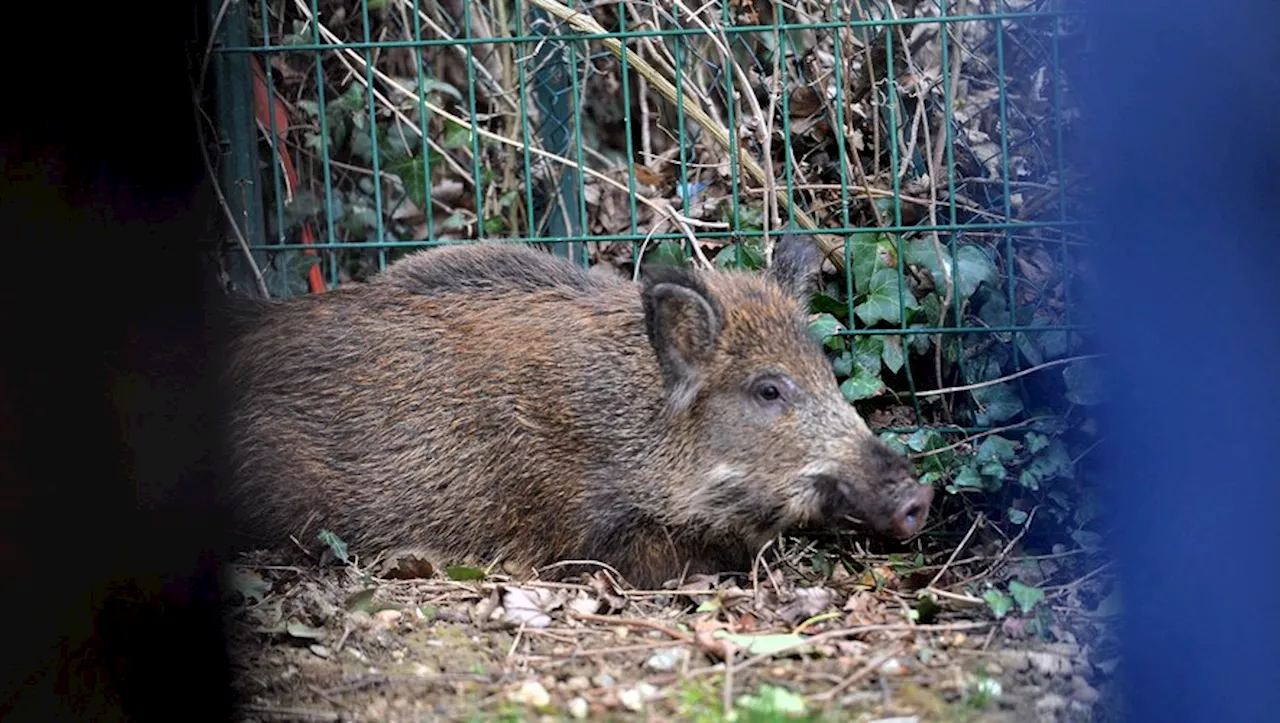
[587,571,628,614]
[693,617,736,659]
[502,587,564,628]
[377,550,436,580]
[445,565,485,581]
[285,620,325,641]
[226,568,271,604]
[776,587,835,626]
[567,592,601,617]
[712,631,809,657]
[343,587,377,613]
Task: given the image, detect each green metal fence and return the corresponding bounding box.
[204,0,1096,513]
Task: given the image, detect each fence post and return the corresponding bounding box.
[208,0,274,295]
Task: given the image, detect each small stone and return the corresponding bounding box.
[618,687,645,712]
[567,697,589,720]
[985,663,1003,677]
[1035,693,1068,716]
[309,644,330,658]
[413,663,432,678]
[565,676,591,691]
[373,609,403,630]
[644,647,690,672]
[592,673,616,689]
[1027,651,1073,677]
[999,650,1031,671]
[879,658,909,676]
[1071,676,1100,704]
[510,680,551,710]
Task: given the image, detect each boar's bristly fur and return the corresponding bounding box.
[222,237,933,588]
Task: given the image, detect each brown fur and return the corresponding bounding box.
[220,238,933,588]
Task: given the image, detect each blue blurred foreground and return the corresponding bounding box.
[1080,0,1280,720]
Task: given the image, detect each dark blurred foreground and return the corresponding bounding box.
[0,0,235,719]
[1,0,1278,720]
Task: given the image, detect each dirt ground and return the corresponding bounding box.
[224,530,1123,723]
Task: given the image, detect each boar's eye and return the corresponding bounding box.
[750,375,794,406]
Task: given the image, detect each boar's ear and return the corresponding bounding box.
[642,265,724,414]
[768,234,823,305]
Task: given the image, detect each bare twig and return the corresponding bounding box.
[908,416,1059,459]
[926,512,983,589]
[810,648,900,703]
[915,354,1102,397]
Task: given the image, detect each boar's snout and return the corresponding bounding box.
[891,481,934,538]
[830,437,934,540]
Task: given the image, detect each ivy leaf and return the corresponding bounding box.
[1063,359,1106,406]
[881,336,905,374]
[840,372,885,402]
[316,529,350,564]
[1025,431,1051,454]
[1008,581,1045,614]
[904,237,946,278]
[905,241,998,302]
[1019,468,1042,491]
[905,429,944,453]
[1016,332,1045,367]
[980,459,1008,482]
[715,239,767,270]
[907,326,933,355]
[976,435,1019,463]
[854,267,917,327]
[808,313,846,351]
[1072,530,1105,551]
[954,245,998,300]
[984,590,1014,619]
[850,233,885,293]
[443,119,473,149]
[851,336,885,373]
[645,241,688,268]
[831,351,855,378]
[1028,439,1075,481]
[950,465,985,491]
[445,566,486,581]
[1007,508,1029,525]
[418,77,463,101]
[1040,329,1071,359]
[972,383,1025,425]
[879,432,908,455]
[809,291,847,318]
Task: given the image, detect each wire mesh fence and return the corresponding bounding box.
[205,0,1097,512]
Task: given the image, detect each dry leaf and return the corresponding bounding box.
[502,587,564,628]
[776,587,835,626]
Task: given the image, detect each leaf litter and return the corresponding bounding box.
[226,531,1123,723]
